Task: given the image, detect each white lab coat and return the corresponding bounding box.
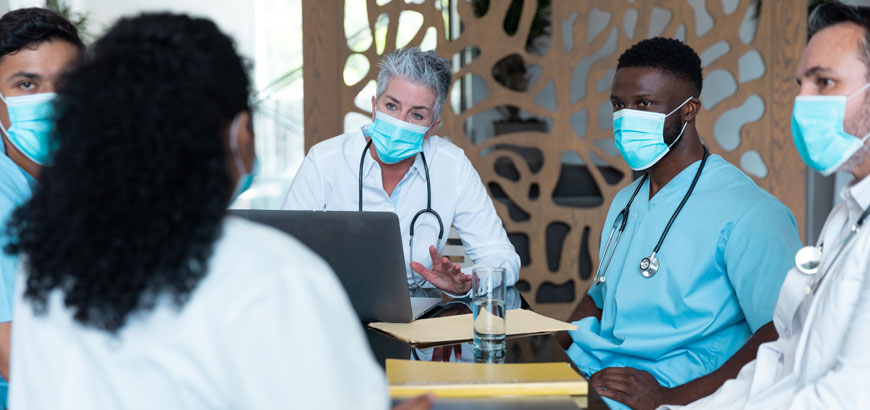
[663,175,870,409]
[284,127,521,291]
[9,217,388,410]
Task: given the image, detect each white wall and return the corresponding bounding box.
[4,0,304,210]
[9,0,255,59]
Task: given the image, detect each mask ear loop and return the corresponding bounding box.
[0,92,10,138]
[845,84,870,142]
[663,96,693,149]
[847,83,870,100]
[666,96,694,117]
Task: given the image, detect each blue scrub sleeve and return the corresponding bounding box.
[0,196,17,323]
[721,198,801,332]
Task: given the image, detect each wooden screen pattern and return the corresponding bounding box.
[304,0,806,320]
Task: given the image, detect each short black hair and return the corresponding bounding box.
[0,7,84,59]
[809,1,870,79]
[616,37,703,96]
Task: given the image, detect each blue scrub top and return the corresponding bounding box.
[0,142,34,407]
[568,155,800,410]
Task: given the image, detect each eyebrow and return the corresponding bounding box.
[7,71,41,83]
[610,93,659,100]
[802,65,832,78]
[385,94,431,111]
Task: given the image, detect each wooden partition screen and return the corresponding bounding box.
[302,0,807,320]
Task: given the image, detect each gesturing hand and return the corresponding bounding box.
[409,245,472,294]
[589,367,672,410]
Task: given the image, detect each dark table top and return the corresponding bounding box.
[364,291,608,410]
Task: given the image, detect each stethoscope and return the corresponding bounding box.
[794,204,870,294]
[359,139,444,287]
[592,146,709,285]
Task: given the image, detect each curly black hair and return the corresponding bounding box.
[0,7,84,58]
[5,13,251,332]
[617,37,703,97]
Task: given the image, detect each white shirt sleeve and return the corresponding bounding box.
[657,360,757,409]
[222,253,388,409]
[283,149,326,210]
[451,155,521,288]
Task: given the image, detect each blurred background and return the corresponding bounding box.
[1,0,864,319]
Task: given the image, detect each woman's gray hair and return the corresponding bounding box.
[375,47,452,121]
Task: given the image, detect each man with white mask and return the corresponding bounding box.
[284,47,520,295]
[0,7,82,407]
[555,37,802,410]
[664,2,870,408]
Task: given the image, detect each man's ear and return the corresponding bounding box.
[371,96,377,122]
[681,96,700,123]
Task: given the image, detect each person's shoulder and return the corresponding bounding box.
[707,155,785,203]
[215,216,333,283]
[307,131,359,161]
[428,135,469,164]
[0,160,30,208]
[704,155,795,221]
[191,216,350,329]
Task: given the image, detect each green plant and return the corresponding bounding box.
[45,0,91,41]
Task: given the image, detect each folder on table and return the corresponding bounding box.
[369,309,577,345]
[386,359,588,398]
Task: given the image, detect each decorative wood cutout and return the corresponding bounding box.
[302,0,807,320]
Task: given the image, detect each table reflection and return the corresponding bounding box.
[398,288,547,364]
[365,287,608,410]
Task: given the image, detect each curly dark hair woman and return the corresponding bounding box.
[6,12,249,332]
[3,12,404,410]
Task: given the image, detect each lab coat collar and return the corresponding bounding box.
[353,124,434,183]
[846,173,870,213]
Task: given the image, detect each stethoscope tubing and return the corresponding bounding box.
[804,205,870,294]
[359,138,445,235]
[593,145,709,284]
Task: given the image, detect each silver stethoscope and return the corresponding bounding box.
[592,146,709,285]
[358,139,444,287]
[794,204,870,294]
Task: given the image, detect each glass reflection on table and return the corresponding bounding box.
[366,286,608,410]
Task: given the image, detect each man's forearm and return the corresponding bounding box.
[663,321,778,406]
[557,294,603,349]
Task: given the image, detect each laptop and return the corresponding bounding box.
[228,209,442,323]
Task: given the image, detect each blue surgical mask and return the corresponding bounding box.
[792,83,870,176]
[368,110,430,164]
[613,97,692,171]
[229,114,257,202]
[0,91,57,165]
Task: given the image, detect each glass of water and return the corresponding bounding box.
[472,266,506,359]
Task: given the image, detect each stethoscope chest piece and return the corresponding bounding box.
[794,245,822,275]
[640,253,659,278]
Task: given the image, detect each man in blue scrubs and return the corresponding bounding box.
[0,8,82,406]
[560,38,801,410]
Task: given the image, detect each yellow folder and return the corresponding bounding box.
[386,359,588,398]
